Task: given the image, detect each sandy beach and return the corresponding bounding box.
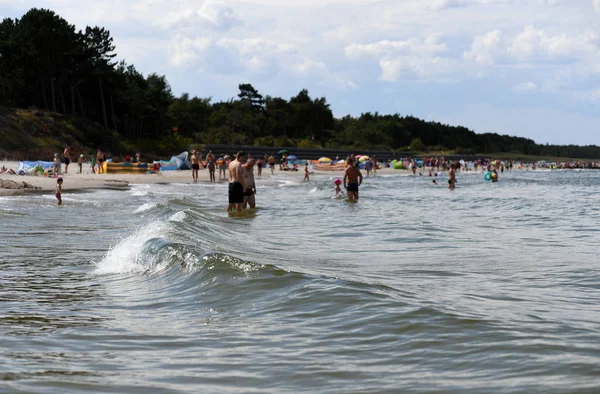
[0,160,412,196]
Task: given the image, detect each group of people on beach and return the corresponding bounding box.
[48,145,116,176]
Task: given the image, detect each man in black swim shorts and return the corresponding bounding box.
[227,151,246,212]
[190,150,200,183]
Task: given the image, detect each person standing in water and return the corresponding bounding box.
[343,158,363,201]
[241,159,256,209]
[55,177,63,205]
[448,163,457,190]
[491,169,499,182]
[206,151,216,184]
[256,158,263,178]
[190,150,200,184]
[303,163,309,181]
[227,151,246,212]
[268,156,276,175]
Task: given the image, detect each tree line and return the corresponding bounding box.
[1,8,599,159]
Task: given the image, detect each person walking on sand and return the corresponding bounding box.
[190,150,200,184]
[227,151,246,212]
[63,145,71,174]
[241,159,256,209]
[343,158,363,201]
[55,177,63,205]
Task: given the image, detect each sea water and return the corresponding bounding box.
[1,170,600,393]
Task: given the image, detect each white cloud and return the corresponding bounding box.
[345,36,449,58]
[294,60,327,74]
[379,56,456,81]
[508,25,596,61]
[169,35,211,68]
[513,81,537,92]
[575,89,600,103]
[464,30,504,65]
[428,0,466,10]
[154,1,240,31]
[345,36,454,81]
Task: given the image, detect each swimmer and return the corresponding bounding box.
[432,179,438,185]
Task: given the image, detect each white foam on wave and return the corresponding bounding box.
[169,211,187,222]
[134,202,157,214]
[93,221,168,275]
[277,179,300,187]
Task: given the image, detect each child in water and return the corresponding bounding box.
[491,169,499,182]
[56,177,63,205]
[333,178,343,198]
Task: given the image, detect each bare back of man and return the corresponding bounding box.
[227,152,246,212]
[343,158,363,201]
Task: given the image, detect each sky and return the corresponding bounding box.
[1,0,600,145]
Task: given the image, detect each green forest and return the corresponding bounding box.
[1,8,600,159]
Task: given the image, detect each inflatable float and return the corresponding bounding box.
[102,161,154,174]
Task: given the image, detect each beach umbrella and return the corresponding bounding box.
[287,155,297,160]
[355,154,362,159]
[319,157,332,162]
[359,156,369,162]
[224,154,231,160]
[277,149,289,155]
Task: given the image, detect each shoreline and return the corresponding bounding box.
[0,159,546,197]
[0,159,413,196]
